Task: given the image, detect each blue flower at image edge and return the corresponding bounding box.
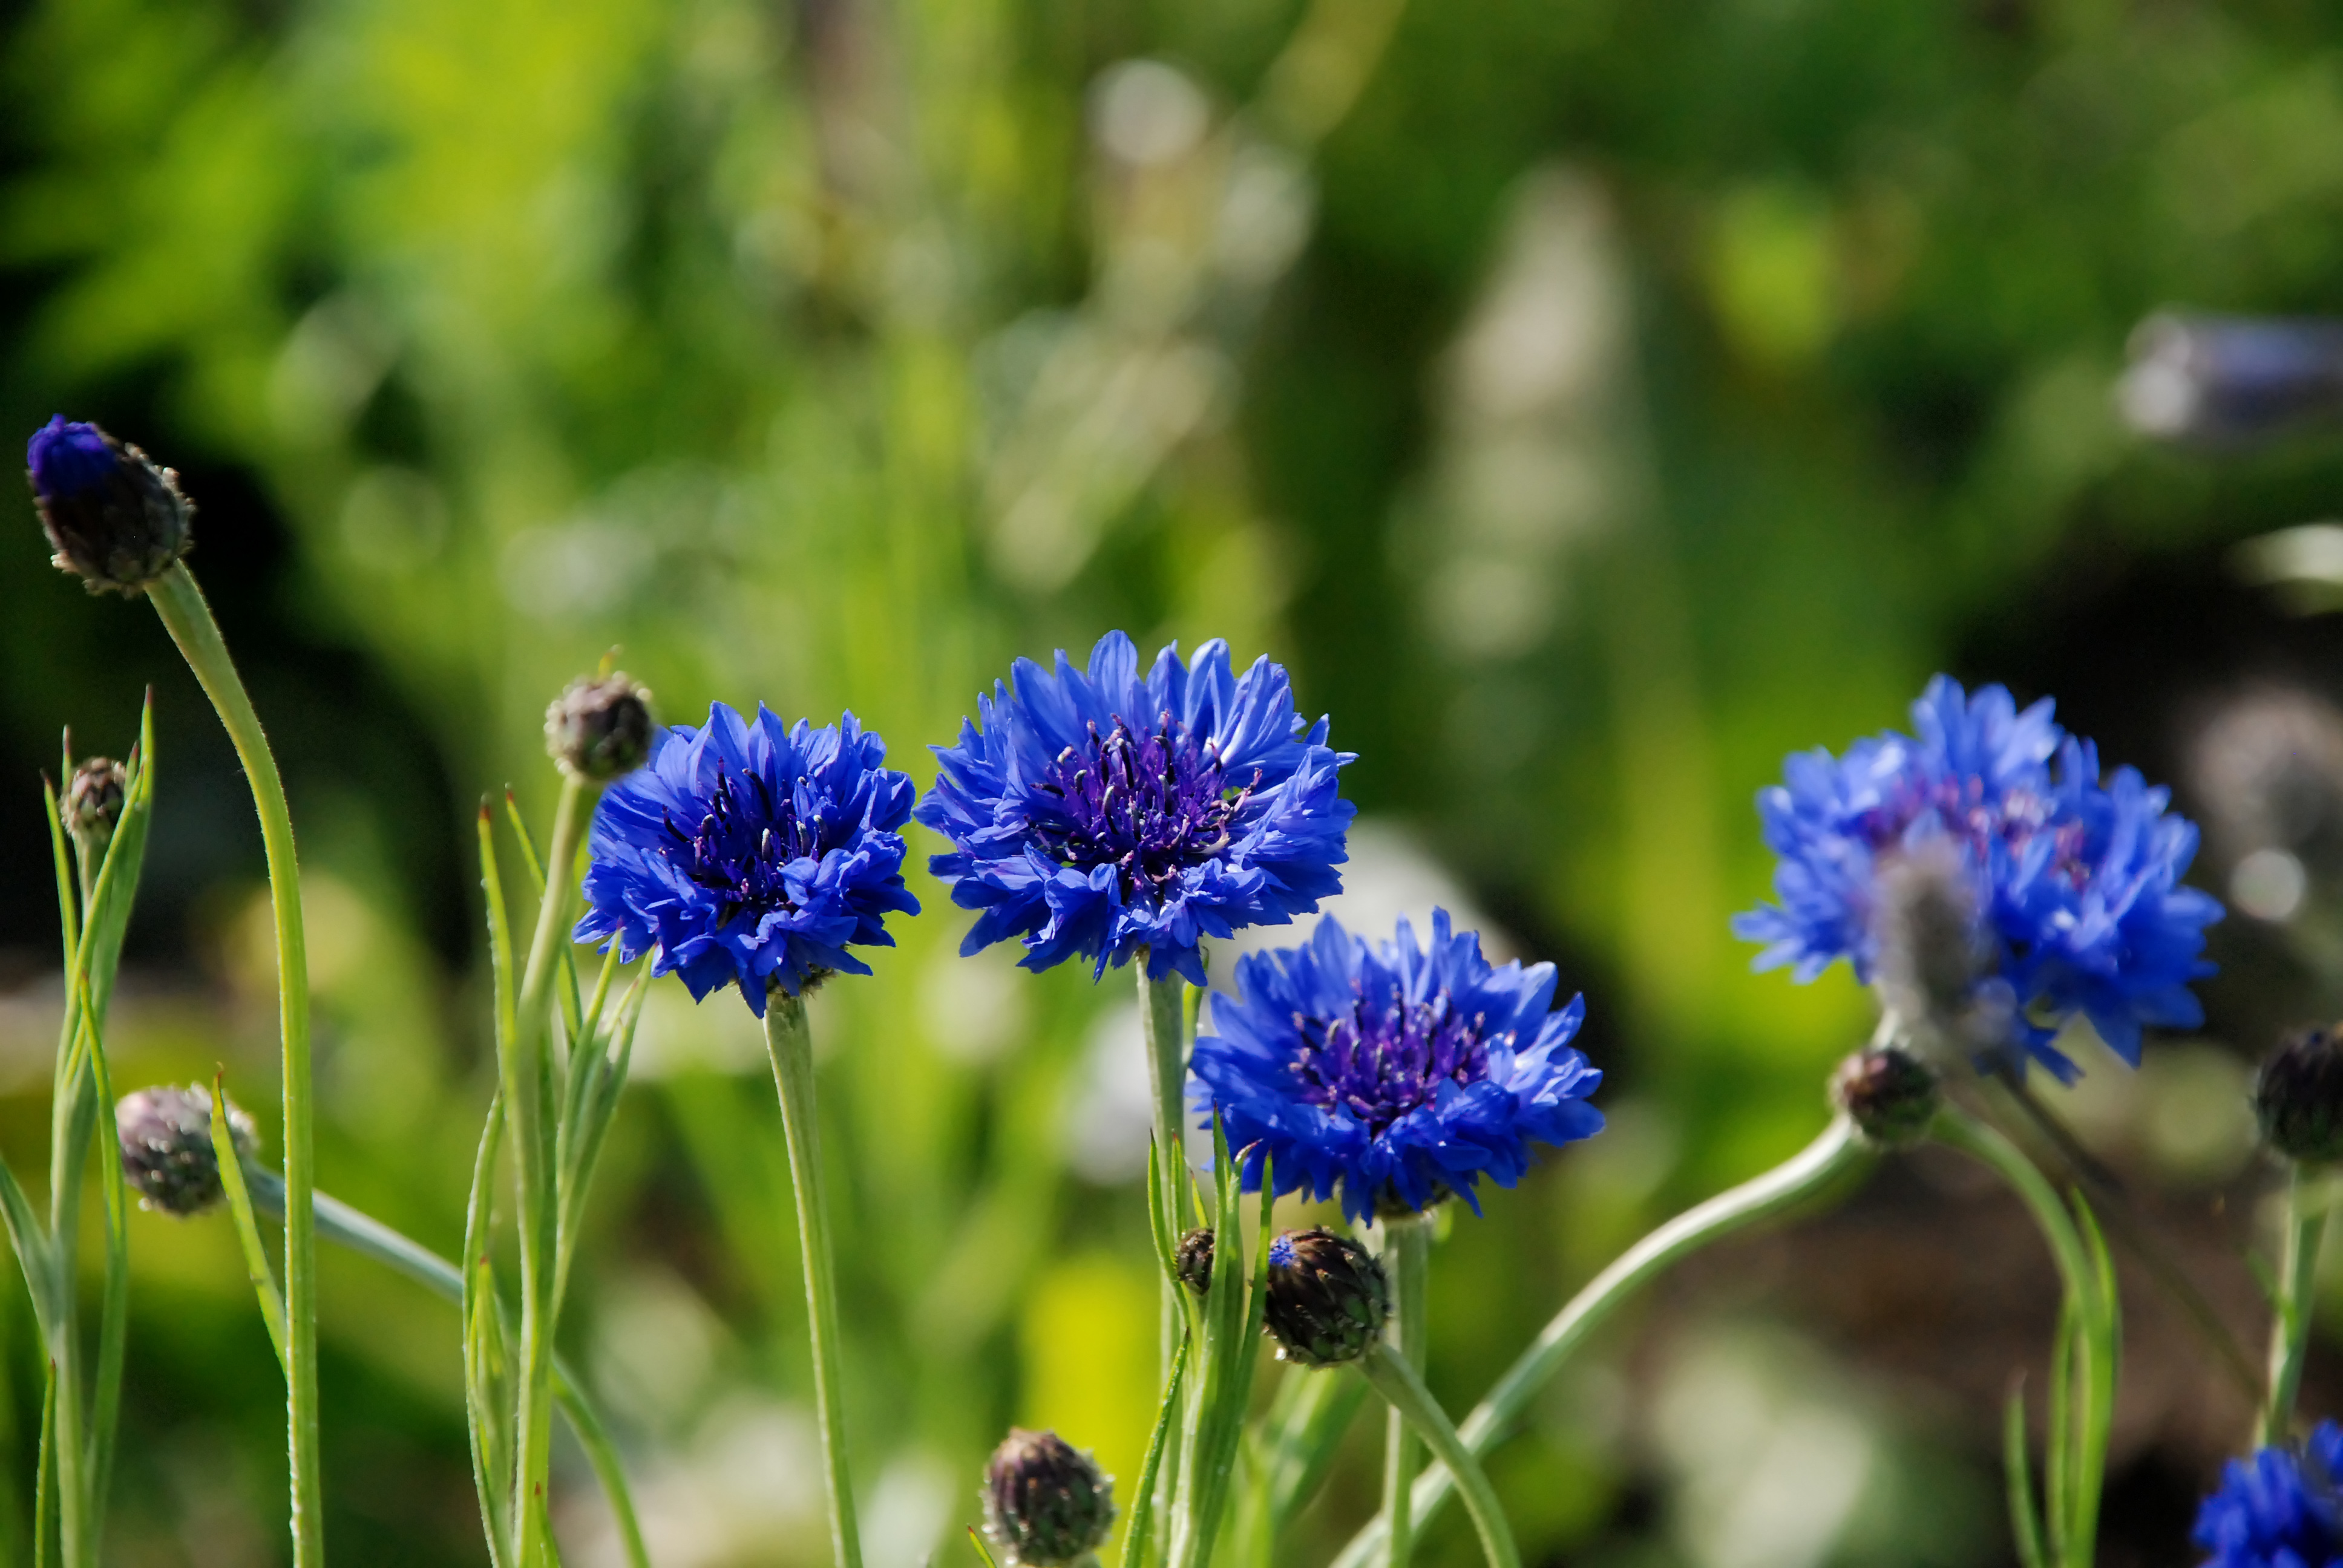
[1732,676,2222,1081]
[1191,910,1604,1223]
[575,703,919,1014]
[2194,1422,2343,1568]
[915,630,1355,985]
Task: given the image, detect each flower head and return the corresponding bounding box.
[2258,1027,2343,1165]
[545,671,654,781]
[1262,1227,1388,1367]
[2194,1422,2343,1567]
[1733,676,2223,1081]
[116,1085,256,1217]
[981,1428,1115,1567]
[574,703,918,1014]
[1191,910,1603,1222]
[916,631,1354,984]
[62,756,128,852]
[24,417,192,593]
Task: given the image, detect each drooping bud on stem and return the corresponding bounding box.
[1176,1227,1214,1296]
[1262,1226,1389,1368]
[981,1427,1115,1566]
[1830,1045,1941,1148]
[116,1084,256,1217]
[61,756,128,865]
[2257,1026,2343,1165]
[544,671,655,781]
[25,417,193,595]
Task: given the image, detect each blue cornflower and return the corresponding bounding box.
[916,631,1354,985]
[1732,676,2222,1081]
[574,702,919,1014]
[2194,1423,2343,1568]
[23,416,191,593]
[1190,910,1604,1222]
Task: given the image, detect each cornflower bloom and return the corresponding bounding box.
[575,702,919,1011]
[1191,910,1604,1222]
[2194,1423,2343,1568]
[917,630,1353,984]
[1734,676,2221,1080]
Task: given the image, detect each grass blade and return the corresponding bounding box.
[2004,1380,2048,1568]
[211,1073,289,1376]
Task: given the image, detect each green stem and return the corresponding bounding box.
[1331,1116,1866,1568]
[238,1166,650,1568]
[763,991,863,1568]
[1138,963,1191,1567]
[1356,1345,1517,1568]
[2264,1164,2327,1446]
[507,777,588,1568]
[1380,1217,1429,1568]
[1934,1106,2114,1568]
[147,563,323,1567]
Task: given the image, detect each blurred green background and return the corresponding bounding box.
[8,0,2343,1561]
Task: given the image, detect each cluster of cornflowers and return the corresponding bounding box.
[13,414,2328,1568]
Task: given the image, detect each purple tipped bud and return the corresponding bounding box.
[1262,1226,1388,1368]
[1176,1227,1213,1296]
[116,1085,256,1217]
[544,672,654,781]
[2258,1027,2343,1165]
[1830,1045,1941,1148]
[982,1428,1115,1566]
[25,418,192,594]
[61,757,128,854]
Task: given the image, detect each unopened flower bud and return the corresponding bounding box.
[61,757,127,855]
[25,417,193,595]
[2257,1027,2343,1165]
[1176,1227,1214,1295]
[116,1085,255,1217]
[982,1427,1115,1566]
[1830,1045,1941,1148]
[1262,1227,1388,1368]
[544,672,654,781]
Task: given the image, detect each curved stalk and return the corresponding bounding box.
[763,991,863,1568]
[1355,1345,1517,1568]
[2263,1164,2327,1446]
[1332,1116,1867,1568]
[146,563,323,1566]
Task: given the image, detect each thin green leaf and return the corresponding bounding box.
[86,1020,131,1515]
[1121,1334,1191,1568]
[0,1154,56,1339]
[503,789,584,1053]
[968,1526,1000,1567]
[2069,1194,2119,1568]
[1145,1141,1179,1288]
[211,1071,289,1376]
[463,1095,514,1568]
[2046,1296,2075,1559]
[2004,1381,2048,1568]
[480,808,519,1063]
[42,775,77,1010]
[34,1370,54,1568]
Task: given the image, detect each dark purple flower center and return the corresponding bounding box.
[1289,985,1503,1135]
[663,765,821,922]
[26,417,117,500]
[1032,713,1259,899]
[1856,774,2092,886]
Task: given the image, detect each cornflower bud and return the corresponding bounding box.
[61,757,128,861]
[24,417,193,595]
[544,672,654,781]
[981,1427,1115,1566]
[116,1085,256,1217]
[1175,1227,1214,1296]
[1830,1045,1941,1148]
[1262,1227,1388,1368]
[2257,1026,2343,1165]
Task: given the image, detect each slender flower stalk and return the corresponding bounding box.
[1355,1344,1516,1568]
[2263,1166,2328,1445]
[1330,1116,1868,1568]
[1378,1217,1430,1568]
[144,563,324,1567]
[1138,964,1191,1566]
[764,992,862,1568]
